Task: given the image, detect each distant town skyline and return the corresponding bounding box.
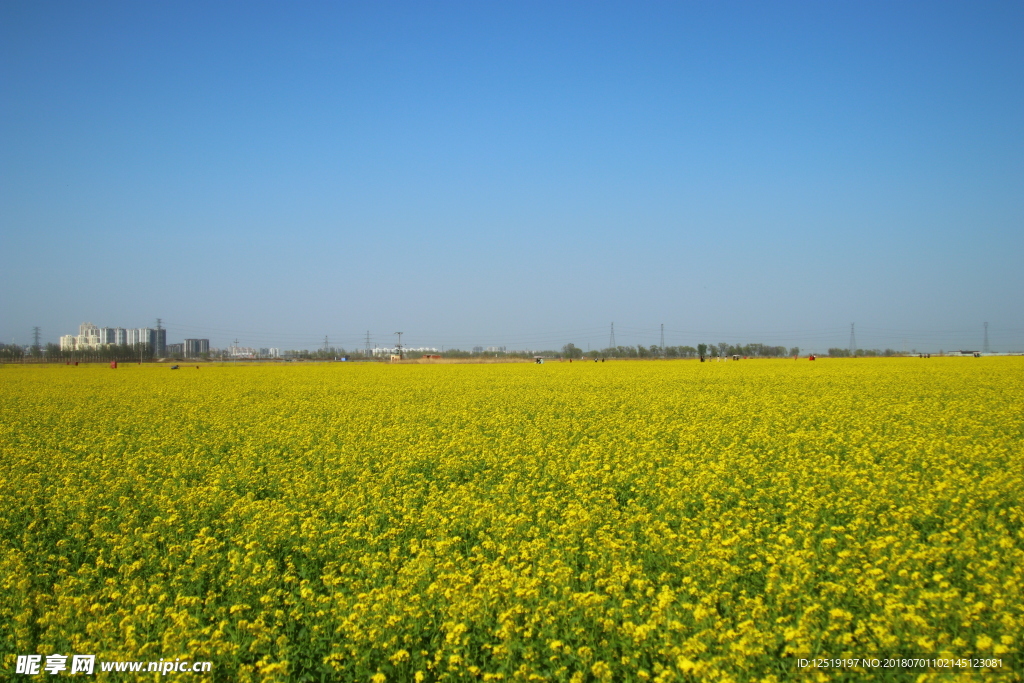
[13,318,1018,356]
[3,3,1022,353]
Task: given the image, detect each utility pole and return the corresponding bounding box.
[983,322,990,354]
[394,332,403,359]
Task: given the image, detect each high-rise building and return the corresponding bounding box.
[126,327,164,355]
[154,328,166,357]
[183,339,210,358]
[126,328,143,346]
[59,322,162,355]
[76,322,101,349]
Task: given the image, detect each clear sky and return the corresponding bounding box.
[3,1,1022,353]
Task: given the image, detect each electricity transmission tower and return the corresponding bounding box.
[849,323,856,357]
[394,332,403,359]
[983,322,989,353]
[32,326,41,351]
[609,322,615,350]
[323,336,329,355]
[660,323,665,357]
[365,331,372,358]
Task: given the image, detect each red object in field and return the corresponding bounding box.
[110,361,117,369]
[809,354,816,361]
[74,361,79,366]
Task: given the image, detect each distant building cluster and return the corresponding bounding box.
[59,322,209,358]
[209,346,280,359]
[224,345,279,359]
[371,346,437,357]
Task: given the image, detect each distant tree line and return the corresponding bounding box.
[827,348,901,357]
[560,343,798,359]
[0,342,227,363]
[0,341,913,363]
[0,343,163,363]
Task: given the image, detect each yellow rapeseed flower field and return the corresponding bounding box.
[1,358,1021,681]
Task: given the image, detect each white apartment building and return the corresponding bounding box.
[126,328,147,346]
[184,339,210,357]
[79,322,101,348]
[60,322,102,351]
[60,323,163,354]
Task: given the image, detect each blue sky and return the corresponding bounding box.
[2,1,1022,353]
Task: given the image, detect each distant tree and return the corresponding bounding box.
[697,343,708,361]
[562,343,583,359]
